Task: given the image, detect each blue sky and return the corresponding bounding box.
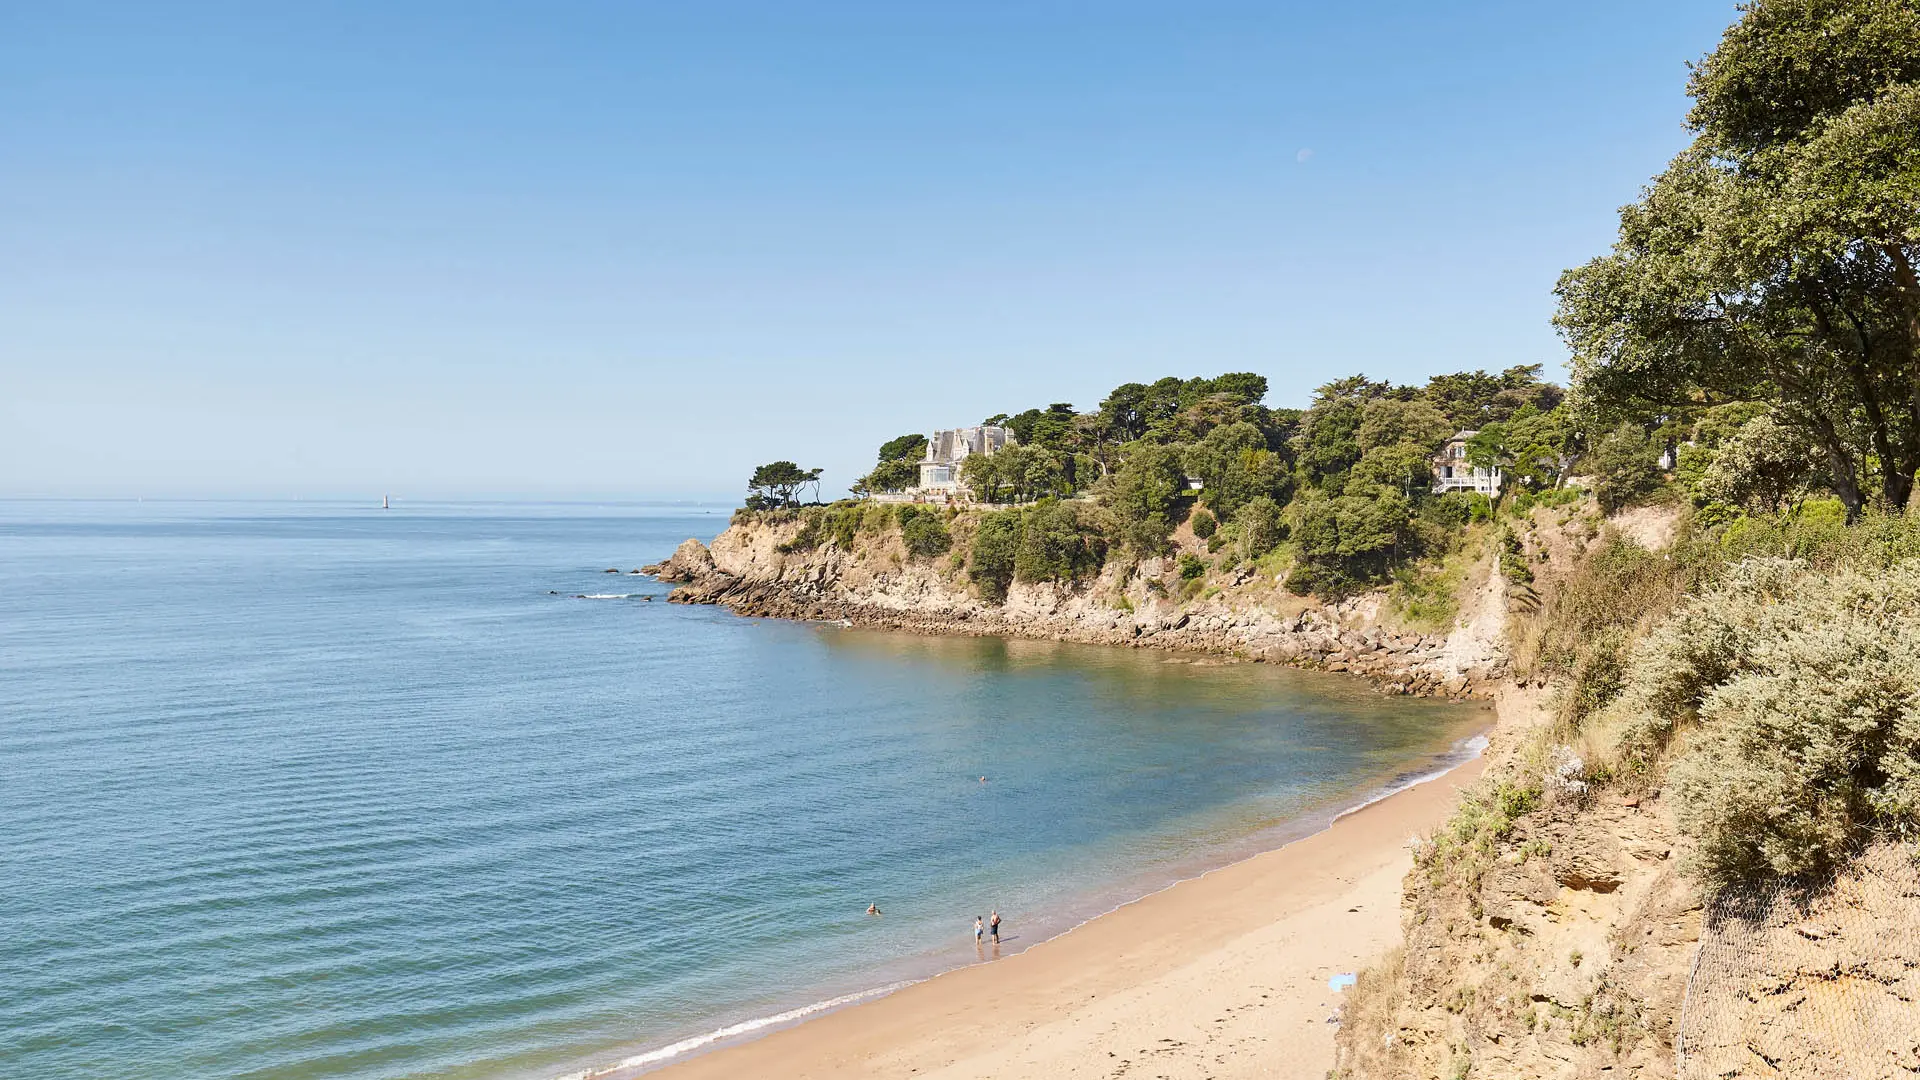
[2,1,1738,500]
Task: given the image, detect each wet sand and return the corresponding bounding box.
[650,754,1484,1080]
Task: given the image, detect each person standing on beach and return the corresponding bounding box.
[974,916,984,945]
[989,910,1000,944]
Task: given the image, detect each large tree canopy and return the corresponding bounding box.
[1556,0,1920,515]
[748,461,822,508]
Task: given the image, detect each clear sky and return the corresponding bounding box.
[3,1,1739,501]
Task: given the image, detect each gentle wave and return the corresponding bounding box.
[565,728,1495,1078]
[1332,731,1489,826]
[576,593,641,600]
[553,982,915,1079]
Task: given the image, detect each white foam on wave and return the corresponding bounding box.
[576,593,638,600]
[1331,730,1489,825]
[549,981,915,1080]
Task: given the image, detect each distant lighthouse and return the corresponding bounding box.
[382,494,390,510]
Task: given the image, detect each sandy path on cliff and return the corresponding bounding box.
[644,756,1484,1080]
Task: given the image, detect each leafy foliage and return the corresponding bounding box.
[1586,424,1664,514]
[1556,0,1920,515]
[896,505,951,558]
[748,461,823,508]
[1104,443,1187,554]
[1013,500,1109,585]
[966,510,1022,602]
[1603,557,1920,882]
[1190,507,1217,540]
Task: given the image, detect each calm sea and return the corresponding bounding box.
[0,501,1485,1080]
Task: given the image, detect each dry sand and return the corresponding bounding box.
[648,755,1484,1080]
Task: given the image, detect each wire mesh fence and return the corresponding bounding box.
[1675,842,1920,1079]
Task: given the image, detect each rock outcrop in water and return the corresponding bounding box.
[645,514,1510,698]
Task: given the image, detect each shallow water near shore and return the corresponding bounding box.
[0,501,1486,1080]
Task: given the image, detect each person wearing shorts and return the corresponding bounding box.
[989,910,1000,944]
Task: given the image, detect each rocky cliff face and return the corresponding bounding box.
[1333,506,1704,1080]
[646,515,1511,698]
[1333,692,1699,1080]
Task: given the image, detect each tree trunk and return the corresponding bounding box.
[1885,243,1920,514]
[1806,411,1865,520]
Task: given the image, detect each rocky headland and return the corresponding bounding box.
[645,512,1512,699]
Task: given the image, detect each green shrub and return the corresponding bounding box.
[1533,486,1580,510]
[1014,499,1108,585]
[1422,776,1546,888]
[967,510,1021,602]
[895,505,951,558]
[1606,558,1920,883]
[1523,530,1689,690]
[1177,552,1206,580]
[1234,495,1284,560]
[825,505,861,548]
[779,499,871,549]
[1390,559,1461,632]
[1190,508,1217,539]
[1587,423,1664,514]
[1288,490,1409,595]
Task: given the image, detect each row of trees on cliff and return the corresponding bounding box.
[825,364,1575,596]
[759,0,1920,600]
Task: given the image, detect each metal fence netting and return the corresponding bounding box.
[1675,843,1920,1079]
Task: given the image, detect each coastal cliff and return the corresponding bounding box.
[650,499,1920,1079]
[647,508,1511,699]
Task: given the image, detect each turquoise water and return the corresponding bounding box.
[0,501,1485,1080]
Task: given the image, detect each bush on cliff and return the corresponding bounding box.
[1013,499,1108,586]
[959,501,1112,603]
[967,510,1021,602]
[1587,424,1665,514]
[1597,557,1920,883]
[1189,508,1216,540]
[896,505,952,558]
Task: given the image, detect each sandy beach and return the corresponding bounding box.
[649,753,1485,1080]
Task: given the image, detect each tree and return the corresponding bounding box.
[1232,495,1283,560]
[1292,376,1390,487]
[1423,365,1564,430]
[1699,412,1825,512]
[896,505,951,558]
[1556,0,1920,516]
[1190,507,1217,540]
[1097,383,1151,443]
[1014,499,1108,584]
[877,433,928,462]
[856,457,919,495]
[1349,442,1436,500]
[748,461,822,508]
[1287,491,1412,595]
[1208,372,1270,406]
[1357,398,1452,455]
[1003,404,1078,450]
[1103,443,1186,553]
[959,452,1005,504]
[1465,403,1577,492]
[1587,424,1664,514]
[1182,422,1288,519]
[967,510,1021,601]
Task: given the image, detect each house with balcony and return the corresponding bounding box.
[1432,430,1502,496]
